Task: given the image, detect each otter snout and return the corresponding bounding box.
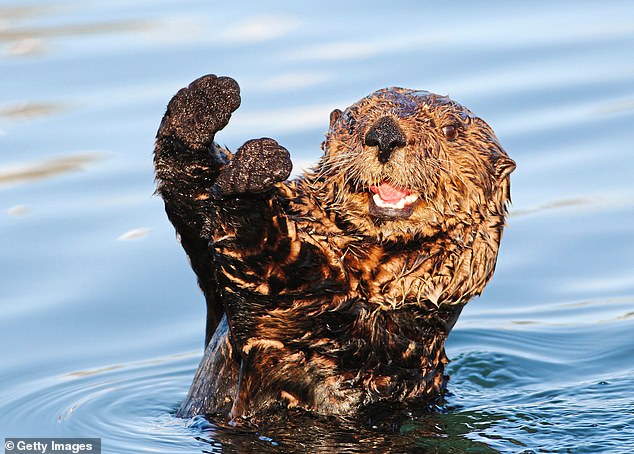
[364,116,406,163]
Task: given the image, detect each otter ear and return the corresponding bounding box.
[329,109,342,129]
[495,155,516,181]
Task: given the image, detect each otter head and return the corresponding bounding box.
[311,87,515,241]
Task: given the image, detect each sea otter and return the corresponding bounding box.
[153,75,515,420]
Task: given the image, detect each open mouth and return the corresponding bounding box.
[368,182,419,219]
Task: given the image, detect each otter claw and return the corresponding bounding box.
[213,138,292,195]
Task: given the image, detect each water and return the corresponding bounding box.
[1,0,633,452]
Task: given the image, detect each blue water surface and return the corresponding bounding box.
[1,1,633,452]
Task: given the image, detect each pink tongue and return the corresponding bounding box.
[370,183,410,202]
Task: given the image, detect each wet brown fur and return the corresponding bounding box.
[153,75,515,420]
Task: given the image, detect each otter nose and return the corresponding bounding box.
[364,116,406,163]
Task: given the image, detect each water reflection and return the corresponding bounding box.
[189,406,499,454]
[3,37,46,57]
[595,97,634,115]
[0,101,69,120]
[117,227,152,241]
[0,11,149,42]
[6,204,30,216]
[0,4,56,22]
[510,196,597,217]
[0,152,105,188]
[0,2,150,57]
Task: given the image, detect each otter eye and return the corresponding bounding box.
[441,124,458,140]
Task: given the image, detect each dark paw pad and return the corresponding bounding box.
[164,75,241,149]
[214,138,292,195]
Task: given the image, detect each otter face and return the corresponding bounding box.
[312,88,515,240]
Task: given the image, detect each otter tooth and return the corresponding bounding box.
[404,194,419,205]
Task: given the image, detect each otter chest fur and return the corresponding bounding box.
[153,74,515,419]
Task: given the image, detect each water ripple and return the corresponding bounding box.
[0,354,204,453]
[448,376,634,453]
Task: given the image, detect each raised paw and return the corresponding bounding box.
[213,138,293,196]
[160,75,241,150]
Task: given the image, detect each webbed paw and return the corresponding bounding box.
[160,75,241,150]
[213,138,292,195]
